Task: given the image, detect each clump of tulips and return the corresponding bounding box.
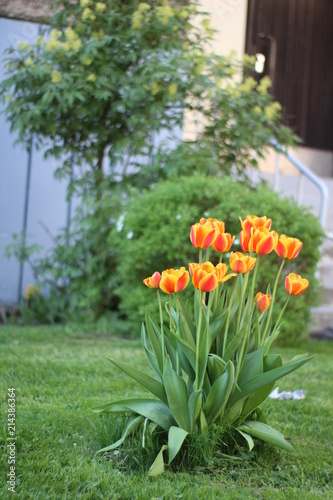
[94,215,311,475]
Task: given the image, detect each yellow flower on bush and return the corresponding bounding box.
[51,70,62,83]
[17,41,30,50]
[24,284,40,299]
[25,58,34,66]
[50,29,62,40]
[87,73,96,82]
[73,39,83,51]
[82,7,96,21]
[83,57,92,66]
[156,5,174,25]
[62,42,71,52]
[240,77,256,93]
[96,2,106,13]
[168,84,178,97]
[36,35,44,46]
[92,29,105,41]
[45,39,61,51]
[138,3,150,12]
[65,27,77,41]
[80,0,90,7]
[179,9,189,20]
[257,76,271,94]
[151,81,161,96]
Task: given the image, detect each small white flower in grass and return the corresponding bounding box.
[176,214,182,220]
[127,230,134,239]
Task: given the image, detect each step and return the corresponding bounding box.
[311,306,333,332]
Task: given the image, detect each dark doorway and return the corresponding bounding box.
[246,0,333,151]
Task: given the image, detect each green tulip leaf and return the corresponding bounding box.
[238,421,295,452]
[168,426,189,464]
[96,415,144,454]
[197,326,212,390]
[92,398,175,431]
[237,429,254,451]
[141,323,162,379]
[203,360,235,424]
[188,390,202,430]
[163,358,191,432]
[145,307,163,372]
[227,353,312,407]
[237,348,263,386]
[148,445,168,476]
[107,357,168,405]
[207,354,226,385]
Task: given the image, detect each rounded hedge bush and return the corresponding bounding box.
[111,175,324,344]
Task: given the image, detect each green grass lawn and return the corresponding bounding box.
[0,325,332,499]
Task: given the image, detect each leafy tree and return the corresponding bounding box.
[1,0,209,197]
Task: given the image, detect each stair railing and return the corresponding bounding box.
[270,139,329,229]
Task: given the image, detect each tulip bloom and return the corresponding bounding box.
[190,220,217,249]
[191,262,218,292]
[240,215,272,238]
[212,232,235,253]
[143,271,162,289]
[276,235,303,260]
[251,227,278,255]
[159,267,190,294]
[201,217,225,234]
[229,252,257,274]
[240,230,251,253]
[285,273,309,296]
[256,292,271,312]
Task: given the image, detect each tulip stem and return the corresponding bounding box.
[236,272,249,333]
[175,293,180,375]
[199,248,203,264]
[250,255,260,304]
[223,276,238,358]
[262,259,285,344]
[219,253,223,264]
[195,291,203,390]
[272,295,290,336]
[156,289,165,372]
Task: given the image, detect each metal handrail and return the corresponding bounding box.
[270,139,329,228]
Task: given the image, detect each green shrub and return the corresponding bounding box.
[112,175,324,344]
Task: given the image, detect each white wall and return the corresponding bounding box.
[0,18,70,304]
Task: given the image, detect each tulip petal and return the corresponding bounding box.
[256,236,275,256]
[198,273,218,292]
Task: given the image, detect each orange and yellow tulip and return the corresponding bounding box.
[240,215,272,238]
[256,292,271,312]
[143,271,162,289]
[229,252,257,274]
[190,220,217,249]
[201,218,225,234]
[192,262,218,292]
[159,267,190,294]
[212,232,235,253]
[240,230,251,253]
[275,235,303,260]
[191,262,234,292]
[251,227,278,255]
[285,273,309,296]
